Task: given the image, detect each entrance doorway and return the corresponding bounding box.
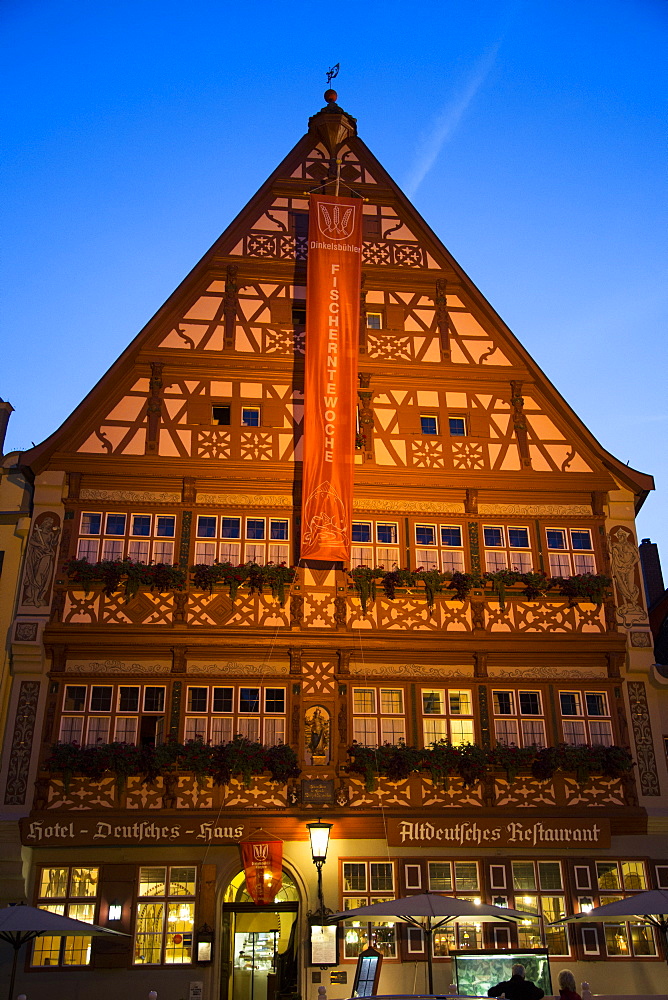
[223,870,299,1000]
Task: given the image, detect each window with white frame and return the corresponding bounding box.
[194,514,290,566]
[183,684,286,745]
[350,520,400,570]
[134,866,196,965]
[420,414,439,435]
[430,861,482,953]
[241,406,261,427]
[341,860,396,959]
[492,689,546,748]
[366,312,383,329]
[58,683,166,747]
[421,688,474,747]
[559,690,613,746]
[482,525,533,573]
[595,860,656,957]
[76,511,177,564]
[413,521,468,573]
[351,687,406,745]
[546,527,596,577]
[511,860,568,955]
[32,866,99,967]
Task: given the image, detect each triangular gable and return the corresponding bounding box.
[19,98,653,503]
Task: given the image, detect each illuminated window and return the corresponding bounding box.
[134,866,196,965]
[493,690,545,748]
[351,687,405,746]
[341,860,396,959]
[421,688,474,747]
[32,866,99,967]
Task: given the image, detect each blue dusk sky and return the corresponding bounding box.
[2,0,667,560]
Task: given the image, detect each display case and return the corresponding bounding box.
[453,949,552,998]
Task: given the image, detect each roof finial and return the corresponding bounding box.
[324,63,339,103]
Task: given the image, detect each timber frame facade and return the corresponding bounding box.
[1,92,667,999]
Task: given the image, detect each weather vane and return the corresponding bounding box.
[326,63,340,86]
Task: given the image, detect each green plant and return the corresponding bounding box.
[484,570,523,610]
[521,572,551,601]
[42,739,301,790]
[531,743,634,784]
[447,572,480,602]
[64,558,186,600]
[261,563,296,605]
[549,573,612,606]
[350,566,383,614]
[345,743,379,791]
[489,743,537,782]
[414,568,444,613]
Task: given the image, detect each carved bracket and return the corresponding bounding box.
[510,380,531,468]
[435,278,451,359]
[145,361,165,454]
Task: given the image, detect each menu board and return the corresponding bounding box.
[309,924,338,967]
[352,947,383,997]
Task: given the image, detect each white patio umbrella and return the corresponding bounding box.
[549,888,668,962]
[0,903,128,1000]
[328,891,536,993]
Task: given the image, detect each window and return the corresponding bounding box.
[410,520,468,573]
[448,417,466,437]
[656,865,668,889]
[482,524,533,573]
[593,860,655,957]
[546,527,596,577]
[351,686,405,745]
[59,684,165,747]
[212,405,231,425]
[134,866,196,965]
[77,510,177,564]
[420,414,439,435]
[430,863,481,953]
[242,406,261,427]
[193,513,290,566]
[366,312,382,329]
[341,860,396,959]
[292,302,306,326]
[493,690,546,748]
[511,860,568,955]
[404,864,422,889]
[440,525,465,573]
[184,685,286,745]
[350,520,399,570]
[559,691,612,746]
[421,688,474,747]
[32,866,99,966]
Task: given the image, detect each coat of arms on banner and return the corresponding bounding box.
[317,202,356,240]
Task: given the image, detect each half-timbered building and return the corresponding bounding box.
[1,90,667,1000]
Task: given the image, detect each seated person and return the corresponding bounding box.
[488,963,545,1000]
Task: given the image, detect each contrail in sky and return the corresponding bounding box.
[404,42,501,198]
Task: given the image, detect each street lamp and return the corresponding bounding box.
[307,819,333,921]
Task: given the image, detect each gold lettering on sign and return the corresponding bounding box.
[386,817,610,849]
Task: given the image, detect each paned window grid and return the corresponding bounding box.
[134,866,197,966]
[559,690,613,746]
[194,514,290,566]
[421,688,474,747]
[482,524,533,574]
[77,511,177,564]
[492,689,546,748]
[545,526,596,577]
[32,866,99,967]
[510,860,568,955]
[184,685,286,745]
[350,520,400,571]
[58,683,166,747]
[351,687,406,745]
[574,861,654,958]
[341,860,396,960]
[413,522,467,574]
[427,866,482,953]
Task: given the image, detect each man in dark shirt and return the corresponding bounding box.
[488,964,545,1000]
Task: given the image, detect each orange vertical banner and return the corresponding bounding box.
[301,193,363,562]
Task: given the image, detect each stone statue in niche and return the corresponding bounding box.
[21,512,61,608]
[610,526,646,627]
[304,705,330,765]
